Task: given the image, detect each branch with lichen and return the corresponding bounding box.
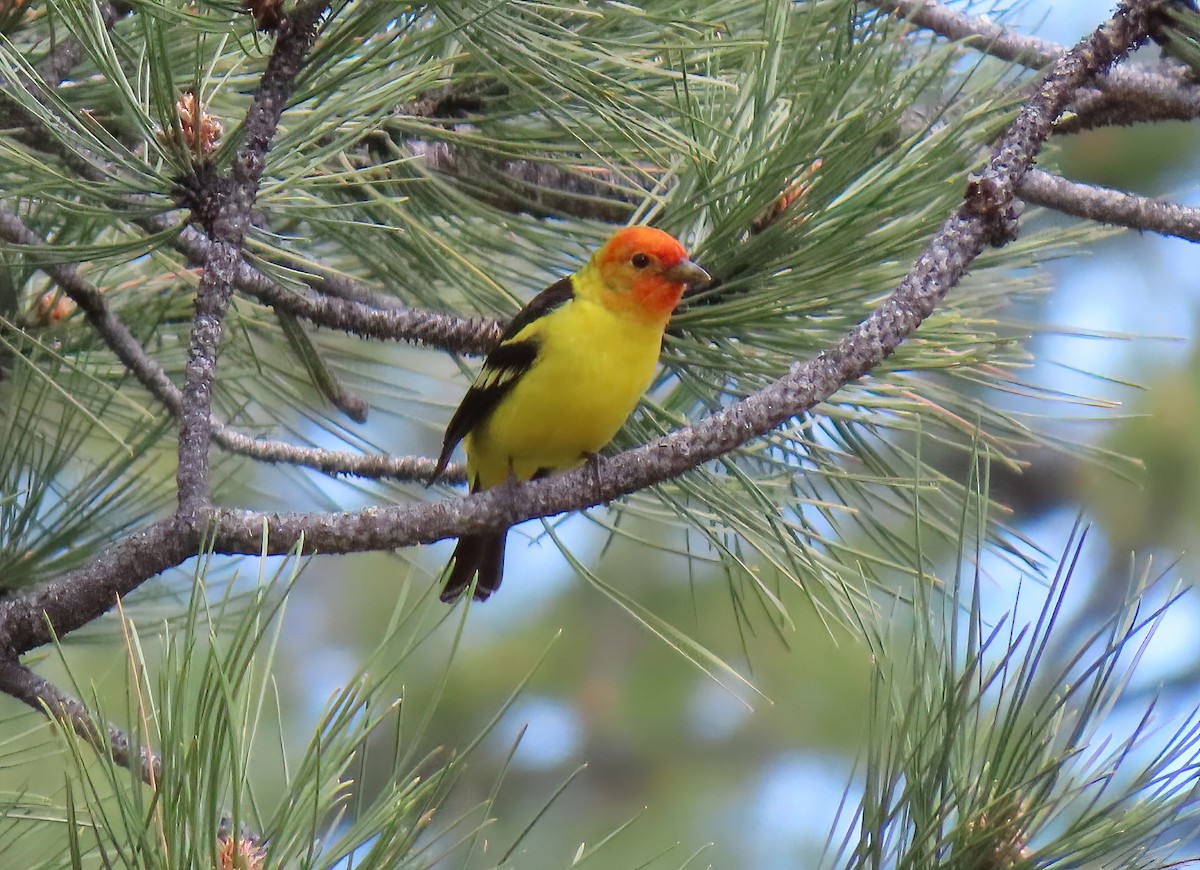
[1019,168,1200,241]
[173,1,331,518]
[2,3,1193,499]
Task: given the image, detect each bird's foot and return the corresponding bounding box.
[581,452,606,504]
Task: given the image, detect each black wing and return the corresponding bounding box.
[430,278,575,484]
[496,276,575,343]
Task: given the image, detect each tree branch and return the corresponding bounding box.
[181,225,504,354]
[41,3,133,84]
[0,206,180,403]
[175,2,328,517]
[212,428,462,482]
[1053,81,1200,132]
[0,1,133,170]
[0,658,161,787]
[8,0,1196,370]
[0,0,1157,657]
[873,0,1200,126]
[1019,167,1200,241]
[407,139,643,222]
[873,0,1064,68]
[0,35,503,362]
[137,215,505,356]
[6,5,1188,492]
[0,205,462,482]
[0,518,193,656]
[0,50,500,359]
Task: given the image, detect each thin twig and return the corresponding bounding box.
[408,139,643,222]
[167,220,505,354]
[0,206,181,405]
[274,307,371,422]
[0,658,161,787]
[1019,168,1200,241]
[212,429,463,482]
[0,0,1157,656]
[0,205,463,481]
[246,263,504,353]
[142,210,500,355]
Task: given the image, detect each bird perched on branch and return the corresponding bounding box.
[431,226,710,602]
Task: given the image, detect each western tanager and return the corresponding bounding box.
[432,226,710,602]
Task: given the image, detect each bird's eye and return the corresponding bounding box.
[631,253,651,269]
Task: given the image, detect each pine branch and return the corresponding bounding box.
[4,4,422,496]
[167,218,504,354]
[6,0,1196,373]
[0,0,367,842]
[0,658,160,788]
[0,205,456,482]
[874,0,1200,127]
[3,5,1187,491]
[0,7,132,177]
[0,57,499,360]
[1054,83,1200,131]
[0,205,180,403]
[388,48,1200,260]
[38,2,133,87]
[175,1,328,517]
[0,1,132,170]
[406,139,642,223]
[1019,167,1200,241]
[0,57,500,358]
[874,0,1064,68]
[215,433,462,481]
[0,0,1158,660]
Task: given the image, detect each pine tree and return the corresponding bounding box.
[0,0,1199,866]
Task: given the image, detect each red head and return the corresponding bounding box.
[592,227,710,324]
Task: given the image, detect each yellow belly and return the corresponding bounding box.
[465,297,663,489]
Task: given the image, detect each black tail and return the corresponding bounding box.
[440,531,507,602]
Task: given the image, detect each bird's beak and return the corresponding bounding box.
[664,259,710,288]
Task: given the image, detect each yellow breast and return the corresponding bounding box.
[465,292,665,489]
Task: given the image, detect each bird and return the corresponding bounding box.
[430,226,710,603]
